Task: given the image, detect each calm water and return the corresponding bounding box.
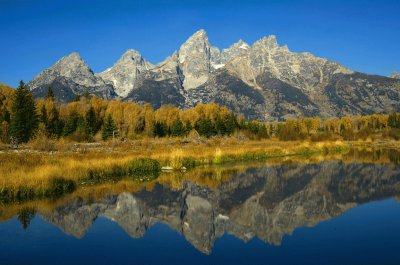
[1,156,400,265]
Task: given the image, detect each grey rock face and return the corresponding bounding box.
[220,39,250,64]
[186,70,267,120]
[98,49,153,97]
[226,35,352,91]
[124,77,186,108]
[27,31,400,120]
[391,72,400,79]
[28,52,115,101]
[176,29,219,89]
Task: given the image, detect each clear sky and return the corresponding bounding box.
[0,0,399,87]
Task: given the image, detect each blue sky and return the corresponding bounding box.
[0,0,399,87]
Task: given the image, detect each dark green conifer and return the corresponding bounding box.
[9,81,39,143]
[170,117,184,137]
[85,106,97,136]
[102,114,117,140]
[46,105,63,137]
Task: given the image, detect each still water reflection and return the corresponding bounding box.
[0,152,400,265]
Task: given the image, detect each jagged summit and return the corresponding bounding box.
[390,71,400,79]
[53,52,89,71]
[98,49,153,97]
[28,51,115,101]
[253,35,279,49]
[28,30,400,120]
[28,51,94,89]
[62,51,83,60]
[221,39,250,64]
[187,28,207,39]
[177,29,220,89]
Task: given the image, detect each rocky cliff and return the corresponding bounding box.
[27,30,400,121]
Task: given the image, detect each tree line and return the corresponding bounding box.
[1,81,400,144]
[0,81,268,144]
[270,113,400,141]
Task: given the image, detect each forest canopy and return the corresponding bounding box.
[1,82,400,144]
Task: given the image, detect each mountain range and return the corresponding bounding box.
[27,29,400,121]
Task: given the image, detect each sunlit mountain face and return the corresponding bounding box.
[27,30,400,121]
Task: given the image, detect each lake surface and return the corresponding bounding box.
[1,154,400,265]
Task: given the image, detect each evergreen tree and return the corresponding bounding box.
[46,105,63,137]
[225,113,237,135]
[195,117,215,138]
[85,106,97,135]
[9,81,39,143]
[184,120,193,135]
[17,208,36,230]
[4,110,10,123]
[153,122,168,137]
[0,121,9,143]
[46,86,55,101]
[388,113,400,129]
[63,111,79,136]
[215,117,227,135]
[102,114,117,140]
[40,105,48,126]
[170,117,184,137]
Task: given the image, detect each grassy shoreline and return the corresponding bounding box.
[1,138,398,203]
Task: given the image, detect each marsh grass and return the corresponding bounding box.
[0,176,76,203]
[79,158,161,185]
[0,146,398,221]
[0,139,352,202]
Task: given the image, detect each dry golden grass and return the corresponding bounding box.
[0,138,351,188]
[0,143,398,222]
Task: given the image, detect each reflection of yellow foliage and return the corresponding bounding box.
[169,148,184,169]
[213,148,222,164]
[1,138,398,203]
[1,146,399,223]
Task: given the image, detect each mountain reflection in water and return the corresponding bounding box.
[21,159,399,254]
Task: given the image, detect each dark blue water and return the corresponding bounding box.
[0,161,400,265]
[0,199,399,265]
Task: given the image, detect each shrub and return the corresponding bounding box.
[30,132,57,151]
[311,132,341,142]
[384,128,400,140]
[47,177,76,198]
[127,158,161,178]
[82,166,125,184]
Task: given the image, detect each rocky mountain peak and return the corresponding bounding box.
[119,49,143,61]
[254,35,279,50]
[177,29,219,89]
[63,51,83,61]
[236,39,250,49]
[98,49,153,97]
[28,52,115,101]
[53,52,91,75]
[28,52,98,90]
[390,71,400,79]
[190,28,207,38]
[221,39,250,64]
[27,31,400,121]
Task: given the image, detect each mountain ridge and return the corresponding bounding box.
[27,29,400,121]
